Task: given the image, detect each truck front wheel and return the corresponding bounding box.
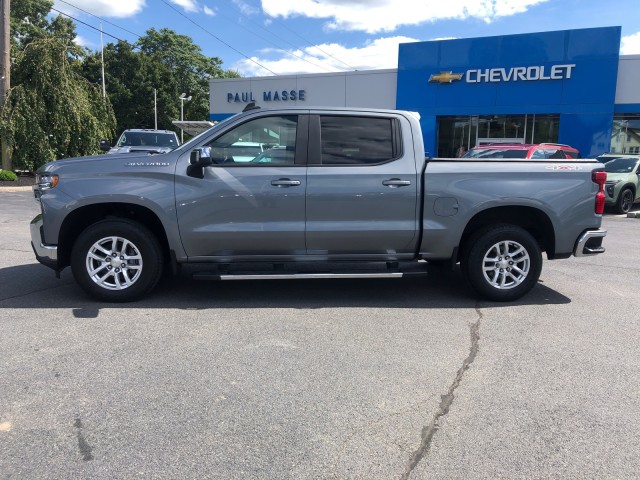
[71,219,163,302]
[463,225,542,302]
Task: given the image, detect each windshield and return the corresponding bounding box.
[604,158,639,173]
[117,132,178,149]
[464,148,528,159]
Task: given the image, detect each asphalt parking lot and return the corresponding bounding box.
[1,188,640,479]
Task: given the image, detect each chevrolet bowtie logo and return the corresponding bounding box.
[429,71,463,84]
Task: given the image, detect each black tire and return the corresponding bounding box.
[71,219,163,302]
[615,188,634,214]
[462,224,542,302]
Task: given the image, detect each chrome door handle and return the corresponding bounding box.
[271,178,301,187]
[382,179,411,187]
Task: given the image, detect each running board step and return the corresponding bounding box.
[193,270,427,281]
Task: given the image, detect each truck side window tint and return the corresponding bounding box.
[320,116,396,165]
[205,115,297,165]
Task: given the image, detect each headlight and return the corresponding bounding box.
[35,173,59,190]
[605,180,619,197]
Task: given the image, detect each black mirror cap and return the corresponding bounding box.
[99,139,111,151]
[190,147,214,167]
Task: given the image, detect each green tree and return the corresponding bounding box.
[82,41,153,134]
[10,0,53,50]
[0,38,116,171]
[1,1,113,171]
[83,28,240,138]
[137,28,230,123]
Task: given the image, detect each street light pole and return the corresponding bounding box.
[154,88,157,130]
[178,93,192,143]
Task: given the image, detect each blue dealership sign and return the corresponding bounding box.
[396,27,621,157]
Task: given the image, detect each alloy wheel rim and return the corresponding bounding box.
[85,236,143,290]
[482,240,530,290]
[622,191,632,212]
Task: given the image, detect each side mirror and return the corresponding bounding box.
[190,147,214,167]
[99,139,111,152]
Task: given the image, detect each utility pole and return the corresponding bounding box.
[154,88,157,130]
[0,0,11,171]
[100,20,105,98]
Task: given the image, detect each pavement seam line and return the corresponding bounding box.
[400,304,483,480]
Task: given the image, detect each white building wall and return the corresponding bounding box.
[615,55,640,105]
[209,69,397,116]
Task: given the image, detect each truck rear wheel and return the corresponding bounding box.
[462,224,542,302]
[71,219,163,302]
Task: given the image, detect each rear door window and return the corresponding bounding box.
[319,116,399,165]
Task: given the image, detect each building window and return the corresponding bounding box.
[436,114,559,158]
[611,116,640,154]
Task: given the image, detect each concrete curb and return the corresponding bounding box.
[626,212,640,218]
[0,186,33,192]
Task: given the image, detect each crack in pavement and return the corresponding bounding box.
[400,304,483,480]
[74,418,94,461]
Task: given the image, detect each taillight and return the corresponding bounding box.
[592,170,606,214]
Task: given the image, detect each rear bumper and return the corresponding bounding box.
[573,228,606,257]
[30,214,59,270]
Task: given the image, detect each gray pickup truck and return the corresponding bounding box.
[30,107,607,302]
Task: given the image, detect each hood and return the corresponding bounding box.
[38,151,173,174]
[605,172,633,182]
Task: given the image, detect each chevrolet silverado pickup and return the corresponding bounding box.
[30,106,607,302]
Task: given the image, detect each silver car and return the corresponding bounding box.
[100,129,180,154]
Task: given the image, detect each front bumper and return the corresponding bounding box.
[573,228,607,257]
[30,214,59,270]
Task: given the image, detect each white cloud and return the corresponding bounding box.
[54,0,205,17]
[621,32,640,55]
[261,0,548,33]
[232,35,419,76]
[73,35,94,48]
[170,0,199,13]
[233,0,260,16]
[53,0,146,18]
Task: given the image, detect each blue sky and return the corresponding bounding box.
[53,0,640,76]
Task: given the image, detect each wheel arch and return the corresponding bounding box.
[57,203,171,268]
[458,206,556,261]
[620,183,636,197]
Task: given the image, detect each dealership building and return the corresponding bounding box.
[209,26,640,158]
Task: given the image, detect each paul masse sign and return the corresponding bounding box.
[429,64,576,84]
[227,90,306,103]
